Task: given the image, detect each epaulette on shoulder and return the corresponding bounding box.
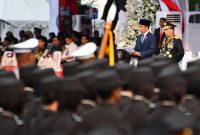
[173,36,180,39]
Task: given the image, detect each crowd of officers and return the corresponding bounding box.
[0,54,200,135]
[0,28,102,63]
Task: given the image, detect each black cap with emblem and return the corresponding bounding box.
[158,64,186,103]
[77,70,97,101]
[114,63,132,90]
[182,65,200,98]
[56,76,84,111]
[164,22,177,30]
[63,61,79,77]
[139,19,151,27]
[19,64,37,87]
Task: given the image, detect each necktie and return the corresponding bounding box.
[159,29,163,48]
[141,35,145,43]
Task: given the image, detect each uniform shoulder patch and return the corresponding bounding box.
[173,36,180,39]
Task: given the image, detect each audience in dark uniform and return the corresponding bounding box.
[0,21,200,135]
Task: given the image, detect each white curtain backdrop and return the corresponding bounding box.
[0,0,49,40]
[49,0,59,34]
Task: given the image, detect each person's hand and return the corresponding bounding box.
[61,56,73,61]
[132,51,141,57]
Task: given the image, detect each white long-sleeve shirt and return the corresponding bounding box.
[62,42,78,62]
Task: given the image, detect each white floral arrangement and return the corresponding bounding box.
[118,0,160,49]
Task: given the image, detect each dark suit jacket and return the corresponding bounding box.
[134,32,156,59]
[154,28,166,55]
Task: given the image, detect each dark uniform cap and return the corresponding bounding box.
[137,57,154,68]
[0,78,23,90]
[114,63,132,87]
[182,66,200,97]
[130,67,155,93]
[47,134,65,135]
[131,67,155,83]
[151,61,169,77]
[63,61,79,77]
[0,70,16,79]
[136,123,170,135]
[139,19,151,27]
[138,110,194,135]
[78,61,97,72]
[93,58,109,71]
[38,76,60,104]
[77,70,97,98]
[187,59,200,68]
[153,55,168,62]
[86,126,121,135]
[164,21,177,30]
[19,64,37,87]
[159,64,181,77]
[78,59,109,73]
[58,77,84,92]
[163,109,195,133]
[77,70,96,88]
[182,65,200,83]
[0,78,25,112]
[33,68,56,96]
[33,68,56,79]
[158,64,186,88]
[95,70,123,90]
[56,77,84,111]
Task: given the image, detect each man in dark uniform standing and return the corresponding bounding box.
[160,22,185,63]
[125,67,156,134]
[154,18,166,55]
[0,78,26,135]
[80,70,132,135]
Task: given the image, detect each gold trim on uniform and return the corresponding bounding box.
[160,36,176,61]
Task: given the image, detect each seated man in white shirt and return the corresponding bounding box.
[62,34,78,62]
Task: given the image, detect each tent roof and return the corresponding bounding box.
[0,0,49,27]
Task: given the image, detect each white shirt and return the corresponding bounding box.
[142,30,149,38]
[62,42,78,62]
